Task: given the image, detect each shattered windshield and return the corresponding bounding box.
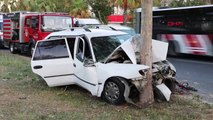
[91,34,131,62]
[42,16,72,32]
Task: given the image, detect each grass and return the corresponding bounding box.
[0,51,212,120]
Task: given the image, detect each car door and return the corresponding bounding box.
[31,38,76,87]
[73,36,99,96]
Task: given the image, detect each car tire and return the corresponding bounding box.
[29,44,35,56]
[9,43,16,54]
[102,78,125,105]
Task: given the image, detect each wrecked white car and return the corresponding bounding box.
[31,28,176,105]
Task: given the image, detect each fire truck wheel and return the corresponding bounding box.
[29,44,35,56]
[102,78,125,105]
[9,43,17,54]
[0,42,5,49]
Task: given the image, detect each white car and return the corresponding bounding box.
[92,24,136,36]
[31,28,176,105]
[74,18,101,27]
[107,24,136,36]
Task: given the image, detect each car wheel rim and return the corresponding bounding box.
[105,82,120,101]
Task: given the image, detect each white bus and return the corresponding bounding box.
[0,14,3,48]
[135,5,213,57]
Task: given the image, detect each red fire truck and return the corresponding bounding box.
[2,11,74,55]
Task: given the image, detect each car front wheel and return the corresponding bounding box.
[102,78,125,105]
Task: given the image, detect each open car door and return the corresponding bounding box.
[31,38,75,87]
[73,36,99,95]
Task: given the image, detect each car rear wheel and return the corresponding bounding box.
[102,78,125,105]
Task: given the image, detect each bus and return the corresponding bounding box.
[0,14,3,48]
[134,5,213,56]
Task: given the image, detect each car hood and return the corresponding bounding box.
[104,35,169,64]
[96,63,149,80]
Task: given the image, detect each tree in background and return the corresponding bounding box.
[0,0,57,12]
[0,0,89,18]
[69,0,90,18]
[194,0,213,4]
[114,0,140,24]
[87,0,113,24]
[154,0,161,6]
[110,0,165,25]
[0,0,15,12]
[15,0,57,12]
[1,4,10,12]
[170,0,205,7]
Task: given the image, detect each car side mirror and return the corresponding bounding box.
[83,58,95,67]
[75,21,80,27]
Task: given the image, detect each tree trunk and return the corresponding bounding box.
[139,0,154,107]
[123,0,128,25]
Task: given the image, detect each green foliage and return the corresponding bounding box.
[153,0,161,6]
[170,0,206,7]
[69,0,89,17]
[14,0,57,12]
[1,4,9,12]
[87,0,113,24]
[0,0,89,17]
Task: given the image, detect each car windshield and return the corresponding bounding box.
[91,34,131,62]
[42,16,72,32]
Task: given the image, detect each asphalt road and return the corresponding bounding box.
[168,56,213,104]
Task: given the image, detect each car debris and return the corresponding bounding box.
[31,28,177,105]
[130,35,176,101]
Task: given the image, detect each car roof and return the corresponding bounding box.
[107,24,133,30]
[44,27,128,39]
[76,18,101,25]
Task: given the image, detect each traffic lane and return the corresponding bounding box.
[168,57,213,103]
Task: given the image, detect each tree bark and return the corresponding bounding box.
[139,0,154,107]
[123,0,128,25]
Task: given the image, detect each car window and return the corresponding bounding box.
[76,38,85,62]
[75,37,92,62]
[33,39,69,60]
[83,37,92,59]
[67,38,76,59]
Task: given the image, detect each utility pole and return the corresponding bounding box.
[139,0,154,107]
